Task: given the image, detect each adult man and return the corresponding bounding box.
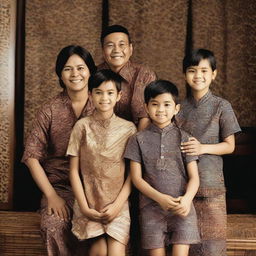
[98,24,157,130]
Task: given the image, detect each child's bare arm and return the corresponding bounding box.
[130,160,180,211]
[101,173,132,223]
[173,160,199,217]
[181,134,235,156]
[69,156,102,222]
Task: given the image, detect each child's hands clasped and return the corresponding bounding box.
[101,202,122,224]
[81,207,104,222]
[181,137,202,155]
[158,194,181,212]
[81,202,122,224]
[172,196,192,217]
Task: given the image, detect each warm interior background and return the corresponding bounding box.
[0,0,255,211]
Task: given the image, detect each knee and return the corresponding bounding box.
[89,240,107,256]
[89,249,107,256]
[40,212,71,231]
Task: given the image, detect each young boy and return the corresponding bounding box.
[124,80,200,256]
[66,69,137,256]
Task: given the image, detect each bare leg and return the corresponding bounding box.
[107,236,126,256]
[172,244,189,256]
[89,236,107,256]
[147,248,166,256]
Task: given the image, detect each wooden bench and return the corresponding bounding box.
[227,214,256,256]
[0,211,256,255]
[0,211,46,256]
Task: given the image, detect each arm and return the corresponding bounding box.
[69,156,102,222]
[130,160,180,211]
[173,160,199,217]
[25,158,70,221]
[101,171,132,223]
[181,134,235,156]
[137,117,151,131]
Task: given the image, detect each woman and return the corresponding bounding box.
[22,45,96,256]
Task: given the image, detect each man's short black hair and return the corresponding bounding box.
[101,24,131,45]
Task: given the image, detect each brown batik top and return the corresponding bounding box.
[98,61,157,124]
[66,112,137,211]
[176,90,241,197]
[124,122,198,209]
[22,90,94,188]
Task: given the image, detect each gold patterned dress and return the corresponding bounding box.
[66,113,136,245]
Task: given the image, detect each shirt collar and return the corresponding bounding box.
[118,60,133,82]
[61,89,94,118]
[148,122,175,134]
[189,90,212,107]
[91,111,116,128]
[100,61,132,83]
[60,89,71,105]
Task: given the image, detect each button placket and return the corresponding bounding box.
[160,133,164,159]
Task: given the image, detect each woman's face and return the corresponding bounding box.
[61,54,90,93]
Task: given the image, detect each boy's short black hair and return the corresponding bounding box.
[144,80,179,104]
[88,69,124,92]
[100,24,131,46]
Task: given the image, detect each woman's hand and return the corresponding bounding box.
[181,137,203,155]
[47,193,70,221]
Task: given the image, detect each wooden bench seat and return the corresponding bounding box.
[0,211,256,255]
[227,214,256,256]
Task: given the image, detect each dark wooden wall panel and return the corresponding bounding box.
[0,0,16,209]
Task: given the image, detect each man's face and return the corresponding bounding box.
[102,32,133,73]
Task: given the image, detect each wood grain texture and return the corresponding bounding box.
[0,212,255,255]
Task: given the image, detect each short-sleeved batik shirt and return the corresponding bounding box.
[124,122,198,209]
[176,91,241,197]
[22,90,94,186]
[124,123,200,249]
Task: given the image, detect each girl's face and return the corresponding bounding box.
[185,59,217,98]
[90,80,122,117]
[61,54,90,93]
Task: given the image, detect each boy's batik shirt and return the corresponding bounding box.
[124,122,198,209]
[176,90,241,197]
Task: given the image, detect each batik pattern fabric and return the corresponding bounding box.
[22,90,94,256]
[98,61,156,124]
[176,90,241,256]
[66,113,137,245]
[124,123,200,249]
